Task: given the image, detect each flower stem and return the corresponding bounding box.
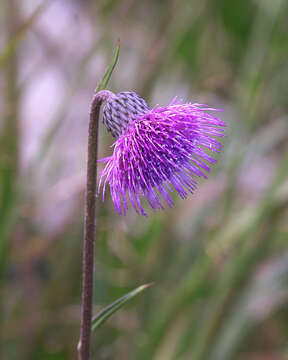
[78,90,114,360]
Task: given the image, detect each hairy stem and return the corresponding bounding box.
[78,90,114,360]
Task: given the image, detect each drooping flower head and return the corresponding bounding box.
[99,91,226,216]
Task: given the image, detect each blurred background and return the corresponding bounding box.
[1,0,288,359]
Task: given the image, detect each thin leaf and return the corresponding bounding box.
[92,283,152,331]
[95,39,120,92]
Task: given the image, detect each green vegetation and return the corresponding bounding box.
[1,0,288,359]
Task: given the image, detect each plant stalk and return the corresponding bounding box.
[78,90,114,360]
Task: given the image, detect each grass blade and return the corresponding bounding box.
[92,283,152,331]
[95,39,120,92]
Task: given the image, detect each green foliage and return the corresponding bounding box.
[1,0,288,359]
[95,40,120,93]
[92,284,152,331]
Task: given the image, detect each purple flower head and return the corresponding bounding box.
[99,91,226,216]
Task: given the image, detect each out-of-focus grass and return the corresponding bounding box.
[0,4,20,358]
[1,0,288,359]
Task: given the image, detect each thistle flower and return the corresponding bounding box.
[99,91,226,216]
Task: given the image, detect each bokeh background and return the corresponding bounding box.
[1,0,288,359]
